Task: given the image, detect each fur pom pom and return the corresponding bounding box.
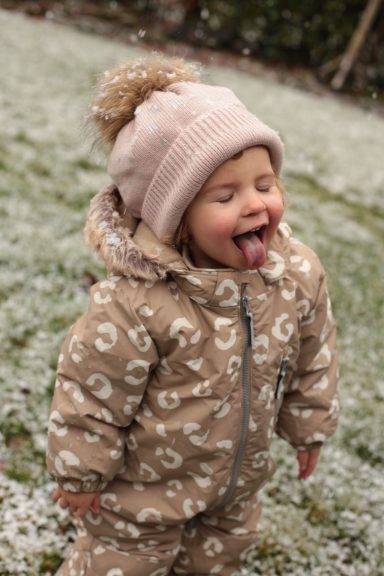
[87,55,201,147]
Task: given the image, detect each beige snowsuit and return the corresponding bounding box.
[47,185,339,575]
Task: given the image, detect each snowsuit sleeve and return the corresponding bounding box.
[276,270,339,449]
[47,279,159,493]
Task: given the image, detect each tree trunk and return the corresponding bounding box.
[331,0,383,90]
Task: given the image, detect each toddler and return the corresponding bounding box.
[47,55,339,576]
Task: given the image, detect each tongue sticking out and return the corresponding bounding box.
[233,231,267,270]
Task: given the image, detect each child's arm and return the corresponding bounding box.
[47,279,159,496]
[52,485,101,518]
[276,268,339,454]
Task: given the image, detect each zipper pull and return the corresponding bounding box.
[242,295,254,347]
[275,358,288,399]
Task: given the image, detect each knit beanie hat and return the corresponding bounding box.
[89,56,284,240]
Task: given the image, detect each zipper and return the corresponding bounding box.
[222,291,252,506]
[275,357,288,400]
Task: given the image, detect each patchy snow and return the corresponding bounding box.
[0,8,383,575]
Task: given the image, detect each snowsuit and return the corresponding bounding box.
[47,185,339,575]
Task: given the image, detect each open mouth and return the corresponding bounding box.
[232,225,268,269]
[233,225,267,245]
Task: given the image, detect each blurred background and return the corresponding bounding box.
[2,0,384,101]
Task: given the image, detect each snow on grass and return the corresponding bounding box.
[0,8,383,575]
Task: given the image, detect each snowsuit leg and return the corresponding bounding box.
[171,493,261,576]
[56,516,184,576]
[56,490,260,576]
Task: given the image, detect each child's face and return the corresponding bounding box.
[184,146,284,270]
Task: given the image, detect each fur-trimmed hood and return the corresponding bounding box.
[84,184,293,284]
[85,184,185,281]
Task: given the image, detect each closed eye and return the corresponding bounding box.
[256,184,273,193]
[215,193,234,203]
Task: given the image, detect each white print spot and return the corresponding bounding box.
[272,314,294,343]
[166,479,183,498]
[137,508,162,523]
[289,403,314,419]
[127,433,138,450]
[123,395,142,416]
[110,449,122,460]
[313,374,329,390]
[69,335,84,364]
[330,396,340,419]
[128,325,152,352]
[183,498,207,519]
[155,447,183,469]
[186,357,204,371]
[86,373,113,400]
[62,380,84,403]
[156,423,167,437]
[260,250,285,280]
[84,432,101,444]
[183,422,210,446]
[95,322,118,352]
[227,356,242,383]
[192,380,212,397]
[138,305,154,318]
[215,279,239,307]
[139,463,161,481]
[297,298,310,318]
[253,334,269,365]
[305,432,327,444]
[95,407,113,423]
[48,410,68,437]
[249,415,258,433]
[281,288,296,301]
[127,276,139,288]
[187,472,212,488]
[158,357,173,375]
[186,275,202,286]
[214,317,237,350]
[203,536,224,557]
[216,440,233,449]
[94,291,112,305]
[252,451,269,469]
[200,462,214,475]
[314,343,332,369]
[101,493,121,513]
[54,450,80,475]
[106,569,124,576]
[169,317,201,348]
[290,254,311,273]
[213,400,231,419]
[86,510,103,526]
[258,384,274,409]
[125,359,151,386]
[157,390,181,410]
[113,521,140,538]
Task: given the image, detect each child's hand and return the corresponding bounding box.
[52,485,101,517]
[296,444,322,480]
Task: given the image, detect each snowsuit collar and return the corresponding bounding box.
[85,184,291,299]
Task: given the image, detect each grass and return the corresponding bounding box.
[1,7,383,576]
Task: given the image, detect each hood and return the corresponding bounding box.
[85,185,291,284]
[84,184,185,281]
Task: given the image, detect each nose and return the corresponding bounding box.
[242,188,267,215]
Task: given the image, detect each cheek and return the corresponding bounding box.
[270,197,285,224]
[187,206,235,242]
[206,213,237,238]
